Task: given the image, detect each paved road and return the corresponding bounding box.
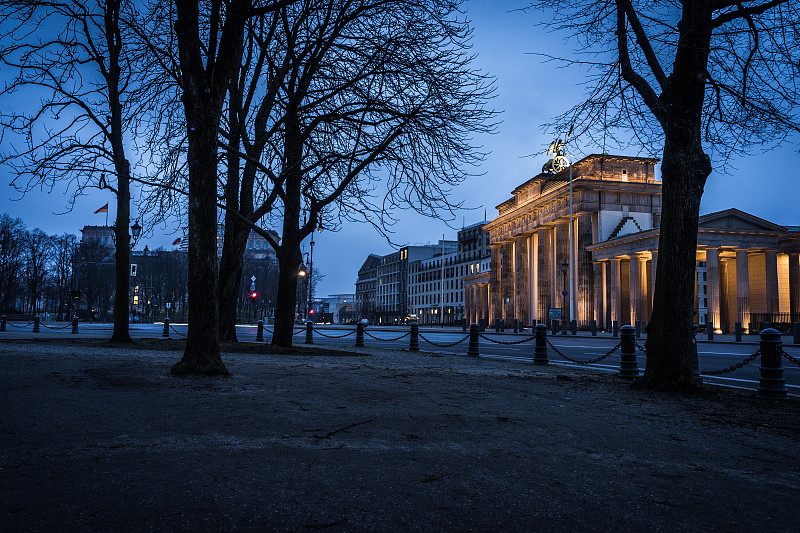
[5,321,799,396]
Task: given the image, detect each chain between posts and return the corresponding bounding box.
[635,341,647,354]
[293,328,305,335]
[364,331,410,342]
[778,347,800,367]
[419,333,470,348]
[7,321,34,328]
[478,334,537,345]
[545,338,621,365]
[169,324,187,338]
[702,350,760,375]
[316,329,355,339]
[40,322,73,330]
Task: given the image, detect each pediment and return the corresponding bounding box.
[698,209,785,232]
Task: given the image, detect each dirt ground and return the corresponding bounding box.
[1,337,799,531]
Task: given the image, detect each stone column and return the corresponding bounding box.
[790,252,799,323]
[735,248,750,328]
[576,213,593,327]
[650,250,658,312]
[537,227,551,322]
[609,258,622,325]
[706,248,721,331]
[593,261,605,330]
[490,244,502,324]
[530,233,538,325]
[629,254,643,326]
[764,250,779,318]
[502,241,515,322]
[515,236,529,325]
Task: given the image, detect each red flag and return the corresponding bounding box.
[172,238,181,246]
[94,203,109,214]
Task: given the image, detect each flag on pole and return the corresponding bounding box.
[172,238,181,246]
[94,203,109,214]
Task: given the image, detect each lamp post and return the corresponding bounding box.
[298,262,307,320]
[561,260,569,335]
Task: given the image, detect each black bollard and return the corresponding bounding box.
[561,319,567,336]
[706,320,713,341]
[500,319,505,333]
[355,323,365,347]
[72,315,79,335]
[734,322,742,343]
[757,328,787,399]
[256,320,264,342]
[462,318,467,332]
[612,320,619,338]
[690,324,701,382]
[1,314,5,332]
[467,323,480,357]
[618,325,639,378]
[552,320,559,336]
[162,318,170,338]
[410,323,419,351]
[793,323,800,345]
[495,319,500,333]
[571,320,577,335]
[305,321,313,344]
[534,324,548,365]
[513,319,518,333]
[33,315,40,333]
[590,320,597,337]
[635,320,641,338]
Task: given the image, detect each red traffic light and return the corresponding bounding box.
[308,309,314,314]
[250,291,257,300]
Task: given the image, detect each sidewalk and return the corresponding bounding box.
[1,337,799,531]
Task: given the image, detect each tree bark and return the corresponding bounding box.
[218,217,249,341]
[642,2,713,386]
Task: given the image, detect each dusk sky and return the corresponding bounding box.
[1,1,797,298]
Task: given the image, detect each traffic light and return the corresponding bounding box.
[250,291,257,301]
[308,309,314,315]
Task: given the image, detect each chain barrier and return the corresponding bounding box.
[634,341,647,354]
[6,321,34,328]
[545,338,621,365]
[169,324,187,338]
[778,347,800,367]
[293,328,305,335]
[419,333,470,348]
[316,329,355,339]
[40,322,73,330]
[702,349,760,375]
[478,334,537,346]
[364,331,410,342]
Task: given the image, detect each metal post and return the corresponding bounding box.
[561,318,567,336]
[612,320,619,338]
[552,320,558,336]
[305,321,313,344]
[590,320,597,336]
[162,318,170,338]
[467,323,480,357]
[635,320,641,338]
[0,315,5,332]
[571,320,577,335]
[33,315,40,333]
[355,323,364,347]
[513,319,518,333]
[410,323,419,351]
[534,324,548,365]
[256,320,264,342]
[618,325,638,378]
[734,322,742,343]
[706,320,713,341]
[757,328,786,400]
[793,323,800,345]
[72,315,79,335]
[500,319,505,333]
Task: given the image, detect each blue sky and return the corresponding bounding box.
[1,0,797,297]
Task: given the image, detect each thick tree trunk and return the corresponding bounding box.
[170,112,229,376]
[271,242,302,347]
[110,160,132,343]
[641,2,713,387]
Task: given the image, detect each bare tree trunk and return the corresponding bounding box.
[111,159,132,342]
[218,220,249,341]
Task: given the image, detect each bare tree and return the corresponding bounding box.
[0,0,145,341]
[217,0,496,347]
[50,233,77,320]
[0,214,27,312]
[524,1,800,386]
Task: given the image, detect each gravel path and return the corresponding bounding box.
[1,339,799,531]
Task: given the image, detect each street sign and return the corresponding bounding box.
[561,290,568,296]
[548,308,562,320]
[251,275,256,281]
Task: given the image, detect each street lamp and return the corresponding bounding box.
[130,220,142,247]
[561,260,569,335]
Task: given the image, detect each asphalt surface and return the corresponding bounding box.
[1,334,799,531]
